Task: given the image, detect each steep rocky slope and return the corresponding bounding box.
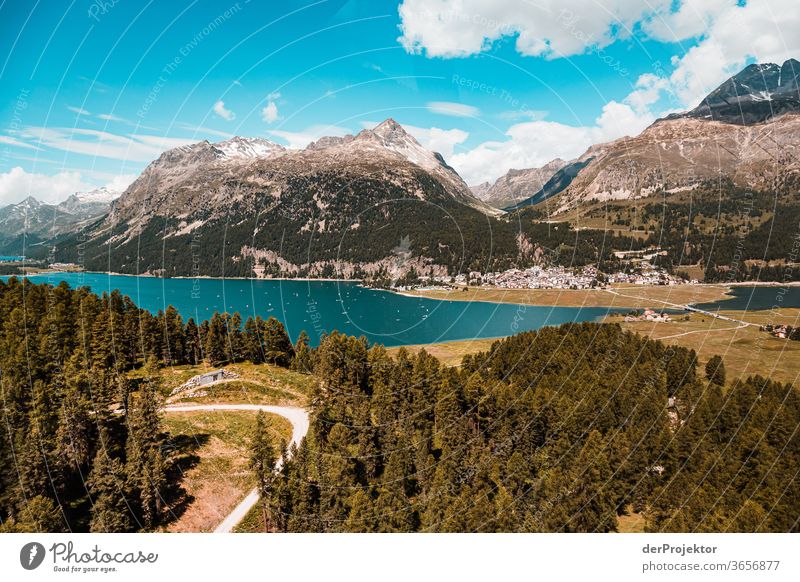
[56,120,507,276]
[475,158,567,210]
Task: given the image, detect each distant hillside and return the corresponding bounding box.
[505,59,800,213]
[0,188,117,255]
[474,158,567,210]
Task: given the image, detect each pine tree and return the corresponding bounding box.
[244,316,263,363]
[88,432,132,533]
[705,355,726,386]
[125,357,166,530]
[162,305,186,365]
[55,379,91,478]
[262,317,294,367]
[228,312,244,363]
[249,411,277,531]
[291,330,313,373]
[184,318,202,364]
[205,313,227,365]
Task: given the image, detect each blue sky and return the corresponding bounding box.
[1,0,798,205]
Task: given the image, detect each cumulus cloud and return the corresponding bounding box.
[213,100,236,121]
[103,173,137,193]
[663,0,800,108]
[427,101,480,117]
[261,100,280,123]
[398,0,667,59]
[0,167,94,206]
[451,86,655,185]
[399,0,800,111]
[407,125,469,159]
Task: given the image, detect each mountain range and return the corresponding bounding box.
[0,187,118,255]
[494,58,800,212]
[52,119,507,277]
[3,59,799,277]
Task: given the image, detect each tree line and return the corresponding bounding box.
[0,276,302,532]
[2,276,797,533]
[259,324,799,532]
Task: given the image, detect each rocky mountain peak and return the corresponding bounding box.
[672,58,800,124]
[213,136,285,160]
[58,187,119,215]
[19,196,40,209]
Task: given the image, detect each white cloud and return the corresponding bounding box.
[450,86,655,185]
[399,0,800,113]
[407,125,469,159]
[261,100,280,123]
[663,0,800,108]
[97,113,130,123]
[213,100,236,121]
[427,101,480,117]
[103,173,137,193]
[0,135,39,150]
[361,120,469,159]
[67,106,91,116]
[451,121,591,185]
[17,126,198,162]
[269,125,351,149]
[398,0,668,59]
[0,167,95,206]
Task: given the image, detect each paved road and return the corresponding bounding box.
[603,288,758,327]
[163,403,310,533]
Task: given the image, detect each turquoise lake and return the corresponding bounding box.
[5,272,624,347]
[693,286,800,311]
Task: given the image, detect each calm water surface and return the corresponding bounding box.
[6,272,626,347]
[693,286,800,311]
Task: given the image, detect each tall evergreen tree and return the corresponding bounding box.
[249,411,277,531]
[125,358,166,530]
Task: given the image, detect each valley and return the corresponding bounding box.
[1,55,799,538]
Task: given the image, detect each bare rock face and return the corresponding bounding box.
[506,60,800,214]
[549,113,800,213]
[669,59,800,125]
[60,119,502,275]
[475,158,568,209]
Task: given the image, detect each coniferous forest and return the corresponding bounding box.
[0,277,798,532]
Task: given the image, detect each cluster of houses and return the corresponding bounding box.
[763,324,797,340]
[624,308,673,323]
[474,265,601,290]
[605,265,689,286]
[440,263,688,291]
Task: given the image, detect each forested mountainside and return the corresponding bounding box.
[556,181,800,281]
[2,278,797,533]
[0,277,298,532]
[265,326,799,532]
[46,120,502,278]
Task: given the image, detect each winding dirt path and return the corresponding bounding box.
[163,403,310,533]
